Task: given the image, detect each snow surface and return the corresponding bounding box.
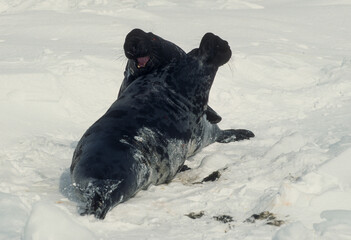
[1,0,351,239]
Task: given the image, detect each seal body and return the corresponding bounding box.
[70,33,254,219]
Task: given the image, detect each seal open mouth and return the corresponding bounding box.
[137,56,150,68]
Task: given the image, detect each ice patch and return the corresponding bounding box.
[234,54,319,91]
[271,171,339,210]
[24,202,96,240]
[319,147,351,187]
[273,222,313,240]
[264,132,309,160]
[314,210,351,239]
[0,193,28,240]
[192,0,264,10]
[0,73,62,102]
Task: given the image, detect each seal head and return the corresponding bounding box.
[119,28,186,96]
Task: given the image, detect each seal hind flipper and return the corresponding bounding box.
[79,192,110,219]
[205,105,222,124]
[77,179,123,219]
[216,129,255,143]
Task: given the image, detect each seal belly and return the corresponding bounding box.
[131,127,188,184]
[186,115,221,157]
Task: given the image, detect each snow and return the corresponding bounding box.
[0,0,351,239]
[24,203,96,240]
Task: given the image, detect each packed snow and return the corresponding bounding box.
[1,0,351,239]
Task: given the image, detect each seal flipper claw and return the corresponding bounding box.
[205,106,222,124]
[216,129,255,143]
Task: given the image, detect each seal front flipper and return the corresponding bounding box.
[205,105,222,124]
[216,129,255,143]
[76,179,124,220]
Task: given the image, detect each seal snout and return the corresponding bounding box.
[199,32,232,67]
[124,28,153,68]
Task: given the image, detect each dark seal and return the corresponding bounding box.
[119,28,222,124]
[70,33,254,219]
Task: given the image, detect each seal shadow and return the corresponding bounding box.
[59,141,83,205]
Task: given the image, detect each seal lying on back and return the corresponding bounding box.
[119,28,222,124]
[70,33,254,219]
